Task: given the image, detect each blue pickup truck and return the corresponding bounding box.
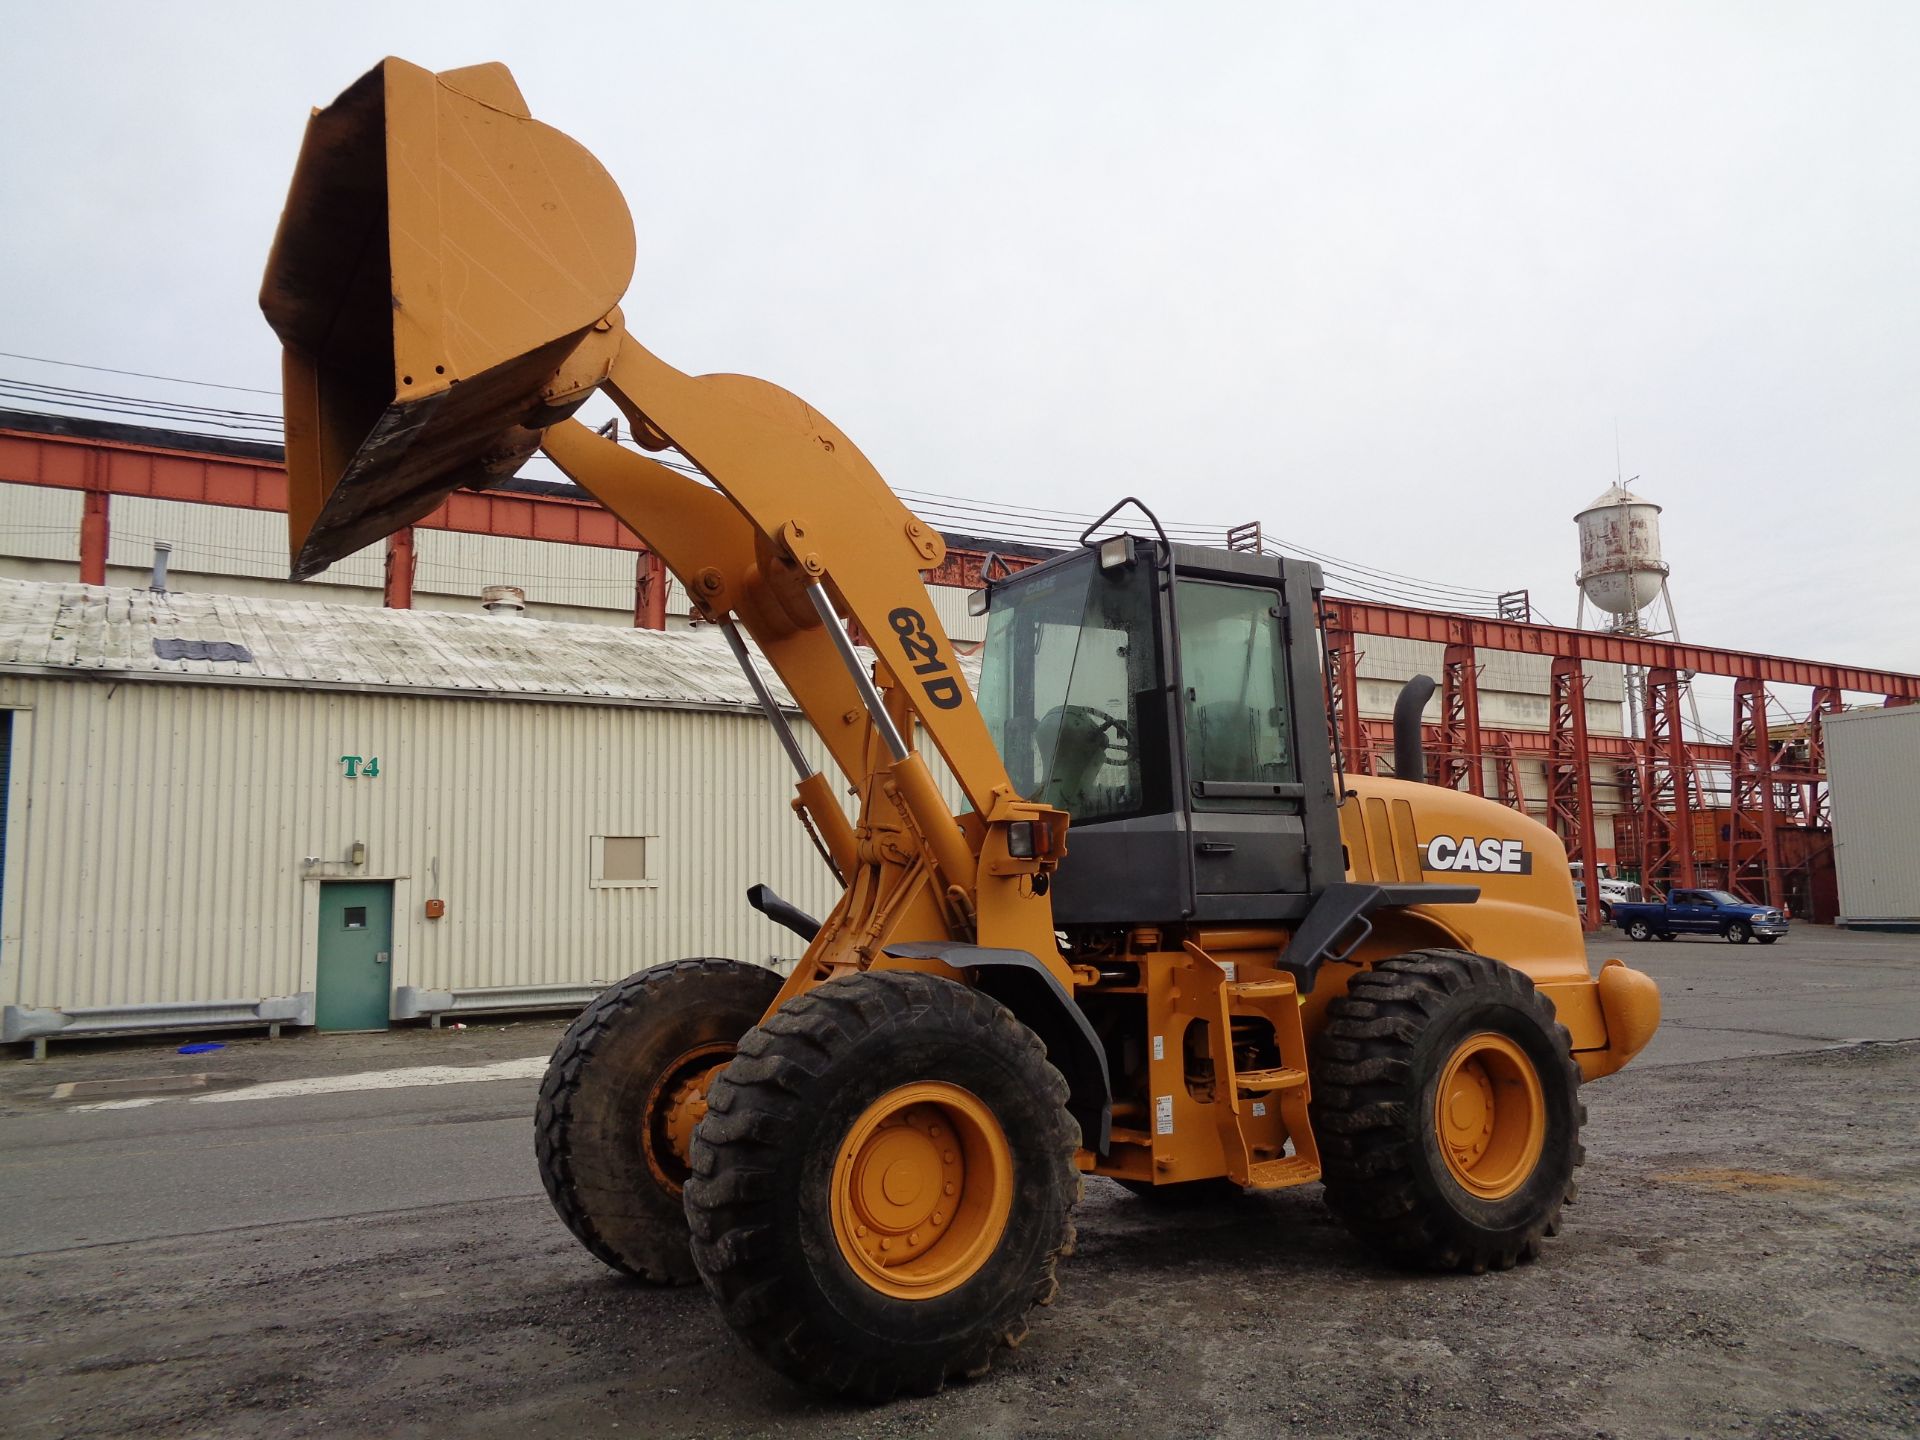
[1612,888,1789,945]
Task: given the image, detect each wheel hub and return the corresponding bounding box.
[1435,1032,1546,1200]
[831,1082,1012,1300]
[640,1044,733,1194]
[661,1062,723,1165]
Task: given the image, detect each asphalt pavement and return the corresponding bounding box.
[4,925,1915,1258]
[0,926,1915,1438]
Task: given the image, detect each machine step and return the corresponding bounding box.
[1233,1066,1306,1093]
[1244,1155,1322,1190]
[1226,978,1296,1001]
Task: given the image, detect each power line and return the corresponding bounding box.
[1,361,1520,613]
[0,350,280,395]
[0,378,282,427]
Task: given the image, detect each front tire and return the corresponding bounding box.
[685,971,1079,1401]
[1728,921,1752,944]
[535,958,783,1284]
[1757,935,1779,945]
[1311,949,1584,1273]
[1626,920,1652,942]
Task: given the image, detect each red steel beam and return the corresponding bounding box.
[1436,641,1485,794]
[1728,678,1784,910]
[1,426,288,510]
[0,425,649,551]
[1325,626,1372,776]
[1548,657,1602,930]
[633,551,668,631]
[382,529,416,610]
[1638,667,1698,889]
[1355,717,1732,768]
[79,489,109,586]
[1486,731,1525,813]
[1327,598,1920,699]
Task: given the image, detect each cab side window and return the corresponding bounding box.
[1177,581,1294,797]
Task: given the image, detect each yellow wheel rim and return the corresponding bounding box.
[641,1044,731,1194]
[1435,1032,1546,1200]
[830,1082,1013,1300]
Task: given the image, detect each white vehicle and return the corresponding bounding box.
[1572,864,1642,921]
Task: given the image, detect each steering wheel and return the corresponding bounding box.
[1038,704,1133,769]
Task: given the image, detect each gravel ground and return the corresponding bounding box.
[2,1036,1914,1439]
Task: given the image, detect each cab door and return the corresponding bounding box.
[1178,579,1306,897]
[1669,891,1711,933]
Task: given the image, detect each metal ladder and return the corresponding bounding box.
[1178,944,1322,1189]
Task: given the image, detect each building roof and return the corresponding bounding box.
[0,578,806,712]
[1576,481,1661,516]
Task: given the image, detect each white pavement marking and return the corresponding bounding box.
[69,1057,549,1112]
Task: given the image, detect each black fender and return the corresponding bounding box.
[1278,881,1481,993]
[884,941,1112,1154]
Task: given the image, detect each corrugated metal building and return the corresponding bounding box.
[0,579,870,1048]
[1825,705,1920,927]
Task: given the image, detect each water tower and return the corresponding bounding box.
[1574,480,1690,742]
[1575,482,1667,624]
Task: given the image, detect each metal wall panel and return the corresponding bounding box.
[107,496,384,587]
[1825,706,1920,921]
[0,484,83,561]
[0,675,850,1013]
[927,583,987,644]
[413,529,691,617]
[1354,635,1626,734]
[0,483,698,619]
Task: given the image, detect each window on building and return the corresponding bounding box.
[590,835,657,889]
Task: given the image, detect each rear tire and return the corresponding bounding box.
[1311,949,1584,1273]
[1626,920,1652,942]
[685,971,1079,1401]
[1728,921,1752,944]
[535,958,783,1284]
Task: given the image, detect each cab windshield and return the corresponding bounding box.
[976,552,1162,823]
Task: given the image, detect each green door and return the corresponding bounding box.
[317,882,394,1032]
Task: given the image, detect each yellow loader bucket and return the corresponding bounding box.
[260,58,635,578]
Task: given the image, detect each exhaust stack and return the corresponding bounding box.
[1393,674,1437,782]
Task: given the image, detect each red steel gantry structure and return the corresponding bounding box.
[4,414,1917,930]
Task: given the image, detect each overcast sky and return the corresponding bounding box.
[4,3,1915,690]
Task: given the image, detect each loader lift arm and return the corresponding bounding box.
[262,57,1076,1003]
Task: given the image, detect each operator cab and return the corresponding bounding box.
[975,531,1343,925]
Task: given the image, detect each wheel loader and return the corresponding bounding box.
[260,58,1662,1401]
